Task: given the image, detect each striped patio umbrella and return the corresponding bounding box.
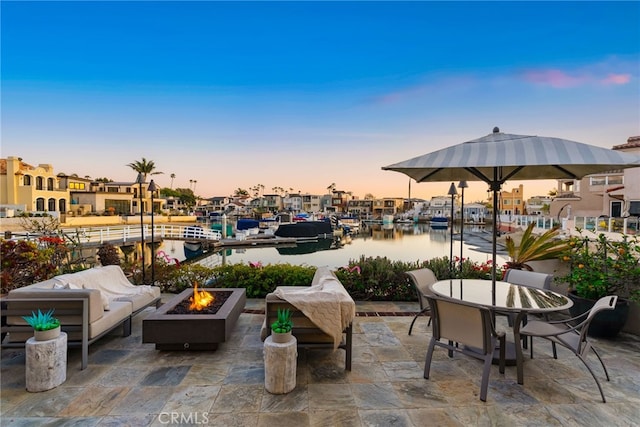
[382,127,640,295]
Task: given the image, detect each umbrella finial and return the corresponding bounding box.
[493,126,500,133]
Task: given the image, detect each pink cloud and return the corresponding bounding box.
[601,73,631,85]
[521,69,588,88]
[521,68,632,88]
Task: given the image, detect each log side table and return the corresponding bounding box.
[26,332,67,392]
[263,335,297,394]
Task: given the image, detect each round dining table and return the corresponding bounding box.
[429,278,573,385]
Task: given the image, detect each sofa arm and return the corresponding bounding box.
[4,289,104,324]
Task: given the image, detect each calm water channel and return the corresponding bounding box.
[158,223,508,270]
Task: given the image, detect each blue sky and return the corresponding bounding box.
[2,1,639,202]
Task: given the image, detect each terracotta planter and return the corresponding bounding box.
[271,331,292,344]
[568,291,629,338]
[34,325,61,342]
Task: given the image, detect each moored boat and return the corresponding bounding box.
[430,216,449,230]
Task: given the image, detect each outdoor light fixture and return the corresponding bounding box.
[135,173,145,285]
[148,179,159,286]
[447,182,458,276]
[457,180,468,274]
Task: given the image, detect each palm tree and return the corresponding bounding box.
[193,180,198,193]
[234,188,249,197]
[126,158,163,182]
[170,173,176,189]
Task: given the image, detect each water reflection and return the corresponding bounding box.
[159,223,504,269]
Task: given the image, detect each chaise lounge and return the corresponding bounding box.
[261,266,355,370]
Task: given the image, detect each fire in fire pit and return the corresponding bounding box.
[167,284,231,315]
[190,282,214,311]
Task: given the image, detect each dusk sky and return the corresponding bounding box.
[2,1,639,203]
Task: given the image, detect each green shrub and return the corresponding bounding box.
[211,263,316,297]
[148,254,508,302]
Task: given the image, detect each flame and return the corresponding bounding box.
[189,282,215,311]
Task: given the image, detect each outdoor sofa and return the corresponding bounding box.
[1,265,161,369]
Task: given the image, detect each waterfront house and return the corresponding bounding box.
[551,136,640,220]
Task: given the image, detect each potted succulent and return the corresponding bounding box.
[270,308,293,343]
[22,308,61,341]
[557,231,640,337]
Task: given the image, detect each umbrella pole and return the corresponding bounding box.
[491,171,500,307]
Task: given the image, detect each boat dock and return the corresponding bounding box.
[214,236,297,248]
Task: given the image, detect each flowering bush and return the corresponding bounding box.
[1,239,59,293]
[557,232,640,302]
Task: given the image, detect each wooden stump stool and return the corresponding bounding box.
[264,335,297,394]
[26,332,67,392]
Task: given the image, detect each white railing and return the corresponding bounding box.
[500,215,638,237]
[55,225,222,244]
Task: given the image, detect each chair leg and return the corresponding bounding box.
[408,308,429,335]
[498,335,506,375]
[590,346,610,381]
[577,354,607,403]
[552,342,558,359]
[345,324,353,371]
[479,337,497,402]
[424,338,437,379]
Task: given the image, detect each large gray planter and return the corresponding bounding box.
[567,291,630,338]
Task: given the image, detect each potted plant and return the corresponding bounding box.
[505,223,570,271]
[557,231,640,337]
[22,308,61,341]
[271,308,293,343]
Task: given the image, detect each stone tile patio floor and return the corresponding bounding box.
[1,299,639,426]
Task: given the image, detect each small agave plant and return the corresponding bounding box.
[22,308,61,331]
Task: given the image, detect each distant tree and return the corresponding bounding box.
[364,193,375,200]
[251,184,265,197]
[170,173,176,189]
[234,188,249,197]
[548,188,557,197]
[127,158,163,182]
[95,177,112,183]
[327,183,336,194]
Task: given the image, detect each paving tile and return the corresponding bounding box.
[109,386,176,415]
[308,409,361,427]
[139,365,191,386]
[358,409,413,427]
[58,386,130,416]
[351,382,404,410]
[209,384,263,413]
[160,384,221,413]
[307,383,356,410]
[261,384,309,412]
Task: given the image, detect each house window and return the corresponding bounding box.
[24,175,32,186]
[36,198,45,211]
[48,198,56,211]
[629,201,640,216]
[47,178,55,191]
[36,177,44,190]
[69,182,86,190]
[608,176,623,185]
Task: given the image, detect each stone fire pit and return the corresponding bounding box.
[142,288,246,350]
